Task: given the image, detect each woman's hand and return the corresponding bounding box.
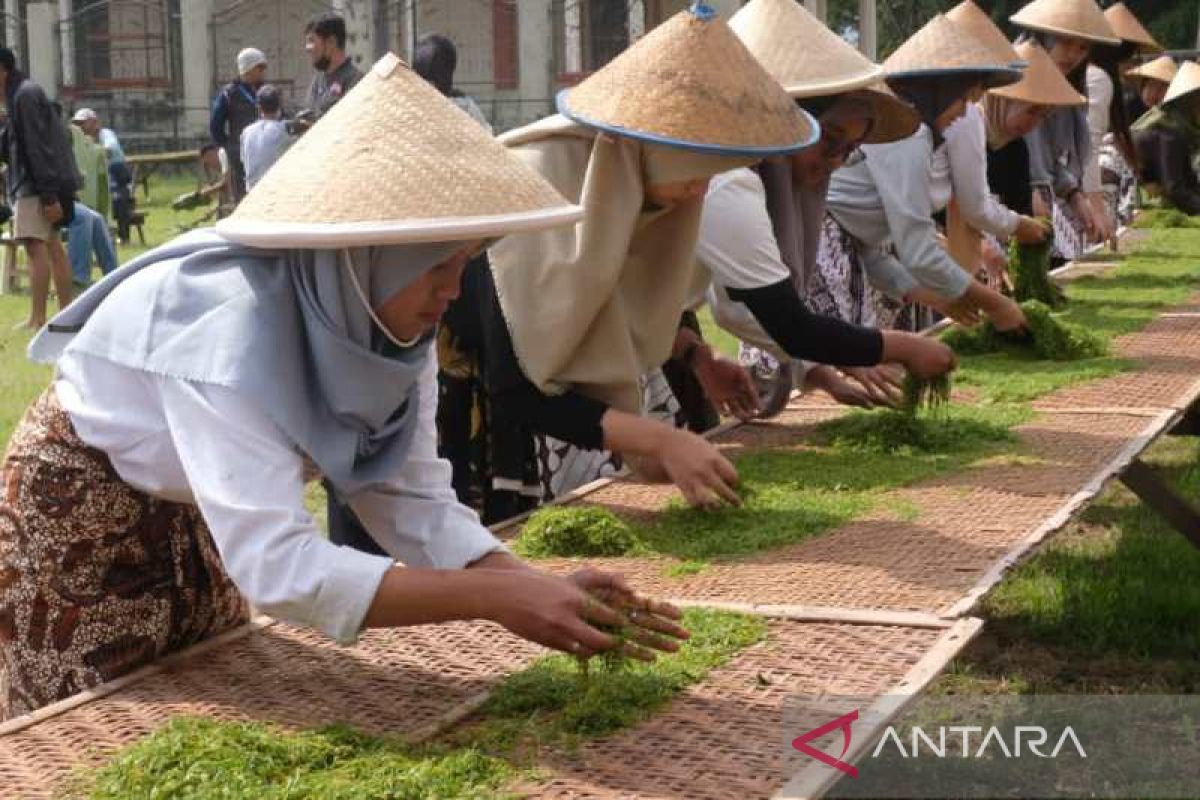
[569,568,689,661]
[486,569,623,658]
[1014,215,1050,245]
[968,283,1027,332]
[1070,190,1101,240]
[653,427,740,509]
[602,410,740,509]
[881,332,958,379]
[837,365,905,407]
[691,346,760,420]
[907,286,982,327]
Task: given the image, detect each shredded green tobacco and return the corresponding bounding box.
[942,300,1107,361]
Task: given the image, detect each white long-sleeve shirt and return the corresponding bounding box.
[826,125,972,302]
[943,103,1021,237]
[54,350,503,645]
[1083,64,1112,194]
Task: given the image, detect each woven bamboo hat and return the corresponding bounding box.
[1009,0,1120,46]
[989,40,1086,106]
[556,3,817,156]
[217,54,582,249]
[1103,2,1161,51]
[882,14,1023,88]
[1126,55,1178,86]
[1163,61,1200,108]
[728,0,917,143]
[947,1,1024,66]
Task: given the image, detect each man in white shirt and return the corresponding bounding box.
[240,84,295,191]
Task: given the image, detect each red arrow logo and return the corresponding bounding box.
[791,709,860,778]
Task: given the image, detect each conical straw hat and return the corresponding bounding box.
[728,0,916,143]
[557,3,816,156]
[1009,0,1120,46]
[882,14,1023,89]
[1126,55,1178,86]
[218,54,582,249]
[989,40,1086,106]
[947,1,1023,67]
[729,0,883,96]
[1104,2,1161,51]
[1163,61,1200,108]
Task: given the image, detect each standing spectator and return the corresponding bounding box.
[73,108,134,246]
[240,84,294,191]
[413,34,492,133]
[197,142,236,219]
[210,47,267,203]
[298,12,362,127]
[0,48,78,329]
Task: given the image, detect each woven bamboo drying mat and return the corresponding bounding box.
[0,620,544,798]
[515,618,980,800]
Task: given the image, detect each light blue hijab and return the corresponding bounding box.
[30,229,462,497]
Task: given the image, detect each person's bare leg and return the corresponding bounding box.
[47,237,73,310]
[19,238,50,330]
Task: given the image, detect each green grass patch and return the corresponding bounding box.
[511,506,645,559]
[445,608,767,757]
[72,717,516,800]
[1009,229,1065,308]
[662,559,711,578]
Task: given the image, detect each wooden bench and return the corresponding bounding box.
[110,210,147,246]
[0,232,24,294]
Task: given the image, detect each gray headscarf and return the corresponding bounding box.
[30,229,462,498]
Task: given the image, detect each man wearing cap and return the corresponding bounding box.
[0,47,78,329]
[210,47,267,203]
[73,108,134,245]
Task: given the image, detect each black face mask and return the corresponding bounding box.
[315,55,331,72]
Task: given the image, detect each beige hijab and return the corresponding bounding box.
[488,115,752,413]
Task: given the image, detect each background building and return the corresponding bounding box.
[0,0,1193,152]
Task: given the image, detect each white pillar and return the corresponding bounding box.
[25,2,56,94]
[518,0,553,127]
[858,0,876,59]
[180,0,214,137]
[628,0,645,41]
[804,0,827,23]
[564,0,582,75]
[56,0,72,89]
[5,0,23,66]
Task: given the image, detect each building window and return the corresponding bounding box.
[493,0,518,89]
[553,0,630,85]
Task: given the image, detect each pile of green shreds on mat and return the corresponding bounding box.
[1008,225,1065,308]
[511,505,644,558]
[941,300,1106,361]
[74,610,767,797]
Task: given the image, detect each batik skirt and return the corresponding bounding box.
[0,387,247,720]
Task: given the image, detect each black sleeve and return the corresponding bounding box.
[479,263,608,450]
[987,139,1033,217]
[725,279,884,366]
[15,87,69,198]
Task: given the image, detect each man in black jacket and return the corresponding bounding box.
[0,48,79,329]
[209,47,267,204]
